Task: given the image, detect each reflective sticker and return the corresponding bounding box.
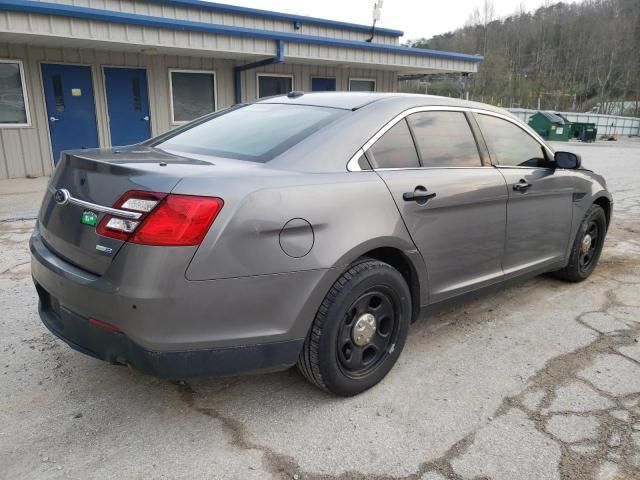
[81,211,97,227]
[71,88,82,96]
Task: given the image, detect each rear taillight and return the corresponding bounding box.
[97,191,223,246]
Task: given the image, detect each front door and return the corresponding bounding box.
[41,63,99,165]
[103,67,151,146]
[474,113,574,274]
[367,110,508,303]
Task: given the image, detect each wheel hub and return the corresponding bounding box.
[352,313,376,347]
[581,233,593,253]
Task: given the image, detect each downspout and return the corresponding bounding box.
[234,39,285,104]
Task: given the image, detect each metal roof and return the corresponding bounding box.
[0,0,484,64]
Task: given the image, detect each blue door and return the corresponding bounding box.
[104,67,151,146]
[41,63,99,165]
[312,77,336,92]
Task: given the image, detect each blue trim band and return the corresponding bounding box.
[0,0,483,64]
[151,0,404,37]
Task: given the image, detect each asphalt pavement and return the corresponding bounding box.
[1,139,639,480]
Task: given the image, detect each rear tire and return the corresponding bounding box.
[297,259,411,396]
[554,204,607,282]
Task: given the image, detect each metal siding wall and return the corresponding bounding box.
[0,10,276,57]
[285,42,479,73]
[0,41,402,179]
[0,44,239,179]
[240,63,397,103]
[0,43,50,179]
[43,0,400,45]
[0,10,478,73]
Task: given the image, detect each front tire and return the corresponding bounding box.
[555,204,607,282]
[297,259,411,396]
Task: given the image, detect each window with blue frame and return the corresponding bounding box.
[311,77,336,92]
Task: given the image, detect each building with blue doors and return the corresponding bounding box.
[0,0,482,179]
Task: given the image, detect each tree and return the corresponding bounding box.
[403,0,640,114]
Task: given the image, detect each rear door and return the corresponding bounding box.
[103,67,151,146]
[371,109,508,303]
[474,113,573,275]
[41,63,99,165]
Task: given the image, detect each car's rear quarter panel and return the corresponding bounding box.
[180,171,417,280]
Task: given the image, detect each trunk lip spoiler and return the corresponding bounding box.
[48,186,142,220]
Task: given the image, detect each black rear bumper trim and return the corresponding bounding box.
[36,284,303,378]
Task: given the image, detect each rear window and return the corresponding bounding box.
[153,103,345,162]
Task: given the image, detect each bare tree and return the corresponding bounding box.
[406,0,640,114]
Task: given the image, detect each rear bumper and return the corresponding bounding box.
[36,284,302,377]
[30,225,329,377]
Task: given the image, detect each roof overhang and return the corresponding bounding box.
[0,0,483,74]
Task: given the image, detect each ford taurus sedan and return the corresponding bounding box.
[31,92,612,396]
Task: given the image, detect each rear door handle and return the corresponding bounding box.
[403,186,436,205]
[513,180,532,192]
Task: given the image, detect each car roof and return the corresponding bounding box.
[256,92,507,114]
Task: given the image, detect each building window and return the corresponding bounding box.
[0,59,30,126]
[257,74,293,98]
[169,69,216,124]
[311,77,336,92]
[349,78,376,92]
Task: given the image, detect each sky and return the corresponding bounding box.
[209,0,576,40]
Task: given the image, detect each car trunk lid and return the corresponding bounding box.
[38,146,214,275]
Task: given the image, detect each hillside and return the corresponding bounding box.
[406,0,640,115]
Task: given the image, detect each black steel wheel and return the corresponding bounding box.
[578,219,600,273]
[297,259,411,396]
[336,289,400,378]
[555,204,607,282]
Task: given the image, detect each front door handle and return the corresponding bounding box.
[513,180,532,192]
[403,186,436,205]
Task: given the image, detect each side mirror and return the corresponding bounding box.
[554,151,581,169]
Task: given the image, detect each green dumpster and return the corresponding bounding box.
[569,122,597,142]
[528,111,572,141]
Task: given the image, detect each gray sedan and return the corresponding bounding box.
[31,92,612,396]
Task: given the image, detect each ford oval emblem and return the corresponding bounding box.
[54,188,70,206]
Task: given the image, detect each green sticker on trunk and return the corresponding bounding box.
[81,211,97,227]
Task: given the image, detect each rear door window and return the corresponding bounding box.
[366,119,420,169]
[407,111,482,167]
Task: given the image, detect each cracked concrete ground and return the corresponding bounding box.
[1,139,639,480]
